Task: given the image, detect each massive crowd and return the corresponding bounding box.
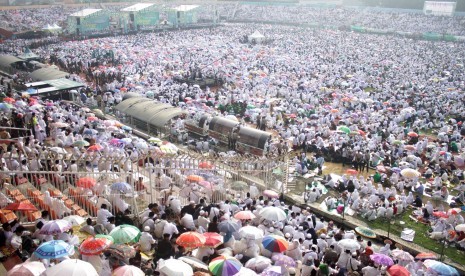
[0,2,465,276]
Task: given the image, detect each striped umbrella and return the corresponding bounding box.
[209,255,242,276]
[262,235,288,253]
[34,240,73,259]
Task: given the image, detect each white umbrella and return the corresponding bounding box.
[113,265,145,276]
[7,261,45,276]
[42,259,98,276]
[259,207,287,221]
[157,258,193,276]
[39,220,72,235]
[234,267,259,276]
[178,256,209,271]
[391,249,414,261]
[455,224,465,232]
[62,215,86,226]
[400,168,420,179]
[245,256,272,273]
[239,226,264,240]
[337,239,361,252]
[49,147,68,154]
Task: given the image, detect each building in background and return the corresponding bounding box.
[66,8,110,35]
[121,3,160,31]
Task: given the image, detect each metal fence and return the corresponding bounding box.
[0,151,289,223]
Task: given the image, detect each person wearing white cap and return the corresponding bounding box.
[293,226,305,241]
[139,226,156,253]
[197,210,210,231]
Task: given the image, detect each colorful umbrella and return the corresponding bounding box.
[113,265,145,276]
[209,255,243,276]
[109,224,141,244]
[110,182,132,193]
[95,234,114,243]
[109,138,121,146]
[176,231,206,249]
[87,144,103,151]
[370,253,394,266]
[187,175,204,182]
[7,261,46,276]
[39,220,72,235]
[79,237,113,255]
[198,180,214,190]
[148,137,162,144]
[3,97,15,103]
[76,177,96,189]
[234,210,256,220]
[87,116,98,122]
[41,259,98,276]
[400,168,420,179]
[407,132,419,137]
[158,259,194,276]
[346,169,358,175]
[4,202,37,211]
[262,235,288,253]
[218,220,241,233]
[432,211,449,218]
[62,215,86,226]
[271,254,296,267]
[447,208,461,215]
[203,232,224,248]
[199,161,214,169]
[423,260,459,276]
[259,207,287,222]
[263,190,279,199]
[415,252,437,260]
[34,240,73,259]
[261,265,286,276]
[245,256,272,273]
[337,126,351,134]
[0,102,13,110]
[73,140,89,147]
[354,226,377,239]
[386,265,410,276]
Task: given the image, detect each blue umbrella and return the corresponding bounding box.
[110,182,132,193]
[27,88,37,94]
[83,129,97,135]
[218,220,240,242]
[34,240,73,259]
[121,126,132,131]
[424,260,459,276]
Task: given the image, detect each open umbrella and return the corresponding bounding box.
[88,144,103,151]
[51,122,69,128]
[415,252,437,260]
[178,256,209,272]
[198,181,214,190]
[245,256,272,273]
[187,175,204,182]
[148,137,162,144]
[104,244,136,259]
[354,226,376,239]
[41,259,98,276]
[113,265,144,276]
[346,169,358,175]
[337,126,350,134]
[199,161,214,169]
[262,235,288,253]
[370,253,394,266]
[73,140,89,147]
[423,260,459,276]
[62,215,86,226]
[95,234,114,243]
[407,132,419,137]
[50,147,68,154]
[259,207,287,221]
[234,211,256,220]
[176,231,206,249]
[209,255,243,276]
[3,97,15,103]
[203,232,224,248]
[455,224,465,232]
[158,259,194,276]
[271,253,295,267]
[4,202,37,211]
[76,177,96,189]
[391,249,414,262]
[7,261,46,276]
[109,225,141,244]
[110,182,132,193]
[261,266,286,276]
[400,168,420,179]
[218,220,241,233]
[337,239,361,252]
[39,220,72,235]
[239,226,264,240]
[432,211,449,218]
[233,267,258,276]
[263,190,279,199]
[386,265,411,276]
[79,236,113,255]
[34,240,73,259]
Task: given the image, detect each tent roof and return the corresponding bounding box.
[70,9,102,17]
[174,5,199,12]
[114,97,152,113]
[249,31,265,38]
[0,55,23,67]
[121,3,155,12]
[17,52,39,61]
[151,109,188,128]
[29,67,69,81]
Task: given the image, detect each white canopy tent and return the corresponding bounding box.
[248,31,266,44]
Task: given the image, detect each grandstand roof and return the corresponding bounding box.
[0,55,23,68]
[174,5,199,12]
[29,67,69,81]
[70,9,102,17]
[121,3,155,12]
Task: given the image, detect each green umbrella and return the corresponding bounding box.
[337,126,351,134]
[230,181,248,191]
[247,104,256,110]
[73,140,90,148]
[392,140,403,145]
[95,234,115,243]
[109,225,141,244]
[355,226,377,239]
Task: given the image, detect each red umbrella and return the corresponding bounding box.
[404,145,415,151]
[234,210,256,220]
[199,162,214,169]
[448,208,461,215]
[387,264,411,276]
[88,144,103,151]
[176,231,206,249]
[407,132,419,137]
[376,165,387,173]
[203,232,224,248]
[187,175,204,182]
[432,211,449,218]
[415,252,437,260]
[358,130,366,136]
[87,116,98,122]
[76,177,97,189]
[79,237,113,255]
[3,97,15,103]
[346,169,358,175]
[4,202,37,211]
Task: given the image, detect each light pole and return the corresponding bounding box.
[439,238,446,261]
